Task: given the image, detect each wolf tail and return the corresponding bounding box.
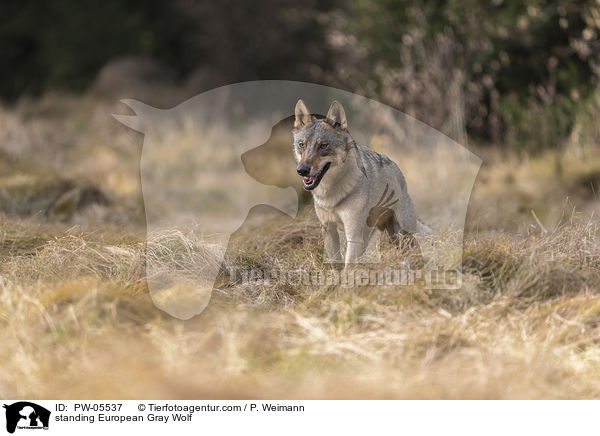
[416,218,432,235]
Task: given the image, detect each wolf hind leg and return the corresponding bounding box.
[379,212,424,268]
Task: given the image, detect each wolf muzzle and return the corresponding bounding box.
[297,162,331,191]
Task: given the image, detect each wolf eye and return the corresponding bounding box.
[297,141,304,150]
[319,143,328,151]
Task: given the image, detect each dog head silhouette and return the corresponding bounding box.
[3,402,50,434]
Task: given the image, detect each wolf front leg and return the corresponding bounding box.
[345,239,364,265]
[322,222,342,264]
[343,222,366,265]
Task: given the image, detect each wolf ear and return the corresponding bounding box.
[294,99,312,129]
[326,100,347,130]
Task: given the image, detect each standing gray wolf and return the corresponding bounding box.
[292,99,429,266]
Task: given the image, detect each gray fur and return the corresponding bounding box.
[293,99,428,265]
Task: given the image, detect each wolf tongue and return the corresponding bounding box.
[304,176,315,184]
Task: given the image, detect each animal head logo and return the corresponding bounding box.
[3,402,50,434]
[114,81,481,319]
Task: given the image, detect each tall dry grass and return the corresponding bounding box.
[2,210,600,398]
[1,92,600,398]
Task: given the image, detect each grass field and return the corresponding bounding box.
[2,93,600,399]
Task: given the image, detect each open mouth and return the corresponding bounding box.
[302,162,331,190]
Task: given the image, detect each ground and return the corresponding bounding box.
[1,93,600,399]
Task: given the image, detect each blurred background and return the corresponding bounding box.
[0,0,600,227]
[1,0,599,229]
[1,0,600,222]
[2,0,599,144]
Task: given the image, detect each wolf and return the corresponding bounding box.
[293,99,429,266]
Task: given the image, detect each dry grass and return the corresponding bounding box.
[2,212,600,399]
[2,92,600,399]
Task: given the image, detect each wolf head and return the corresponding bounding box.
[292,99,353,191]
